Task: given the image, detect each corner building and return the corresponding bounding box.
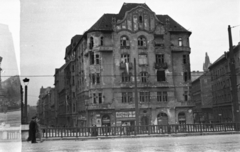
[71,3,193,127]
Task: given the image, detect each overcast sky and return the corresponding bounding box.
[1,0,240,106]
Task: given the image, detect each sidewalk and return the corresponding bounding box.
[23,131,240,142]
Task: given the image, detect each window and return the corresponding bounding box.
[140,72,148,83]
[157,70,166,81]
[184,91,188,101]
[120,36,130,47]
[138,36,147,47]
[157,91,168,102]
[183,54,189,64]
[92,93,102,104]
[90,53,100,65]
[122,92,133,103]
[72,76,75,86]
[122,72,131,83]
[121,54,130,63]
[139,15,143,23]
[156,54,164,64]
[96,54,100,64]
[91,73,101,85]
[89,37,94,49]
[178,37,182,46]
[139,55,148,65]
[140,92,150,102]
[184,71,190,82]
[100,36,103,46]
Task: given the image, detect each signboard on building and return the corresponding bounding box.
[116,111,135,118]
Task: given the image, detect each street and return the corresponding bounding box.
[16,134,240,152]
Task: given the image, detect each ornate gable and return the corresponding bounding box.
[114,6,164,34]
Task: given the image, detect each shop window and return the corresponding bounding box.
[122,92,133,103]
[140,72,148,83]
[138,36,147,47]
[156,54,164,64]
[120,36,130,48]
[178,37,182,46]
[139,54,148,65]
[122,72,131,83]
[139,92,150,102]
[157,70,166,81]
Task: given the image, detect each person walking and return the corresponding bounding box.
[27,116,37,143]
[35,117,44,142]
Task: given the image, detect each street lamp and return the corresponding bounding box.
[23,78,30,123]
[227,25,240,126]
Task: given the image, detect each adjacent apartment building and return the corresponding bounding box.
[55,3,194,127]
[208,43,240,123]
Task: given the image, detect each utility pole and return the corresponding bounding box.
[228,25,240,128]
[134,58,139,127]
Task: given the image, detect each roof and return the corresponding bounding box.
[157,15,191,33]
[88,14,116,32]
[87,3,190,34]
[118,3,151,19]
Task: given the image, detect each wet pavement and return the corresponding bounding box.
[2,134,240,152]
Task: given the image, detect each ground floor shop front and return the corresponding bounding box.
[73,107,194,127]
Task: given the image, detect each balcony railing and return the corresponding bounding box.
[171,46,191,52]
[155,62,168,69]
[42,123,240,138]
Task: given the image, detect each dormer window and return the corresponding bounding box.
[139,15,143,23]
[120,36,130,48]
[138,36,147,47]
[89,37,94,49]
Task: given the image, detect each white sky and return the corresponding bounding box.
[0,0,240,106]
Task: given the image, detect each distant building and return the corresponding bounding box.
[55,3,194,127]
[191,53,213,123]
[208,43,240,123]
[191,71,204,82]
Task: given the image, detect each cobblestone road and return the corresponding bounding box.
[2,134,240,152]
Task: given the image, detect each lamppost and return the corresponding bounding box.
[23,78,30,123]
[20,85,23,124]
[227,25,240,126]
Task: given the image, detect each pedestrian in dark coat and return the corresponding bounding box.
[27,116,37,143]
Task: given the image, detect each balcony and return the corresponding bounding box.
[120,62,133,70]
[171,46,191,52]
[87,103,112,110]
[155,62,168,69]
[96,46,113,52]
[120,46,130,49]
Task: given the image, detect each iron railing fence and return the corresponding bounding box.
[42,123,240,138]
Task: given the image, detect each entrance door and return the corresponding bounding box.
[178,112,186,125]
[157,113,168,125]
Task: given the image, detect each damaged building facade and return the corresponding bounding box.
[57,3,194,127]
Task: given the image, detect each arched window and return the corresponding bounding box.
[138,36,147,47]
[89,37,94,49]
[139,15,143,23]
[120,36,130,48]
[157,112,168,125]
[178,37,182,46]
[100,36,103,46]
